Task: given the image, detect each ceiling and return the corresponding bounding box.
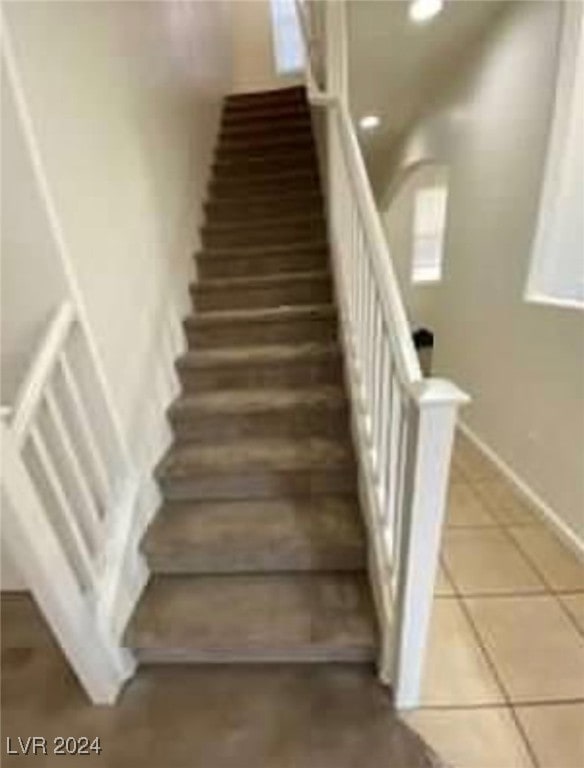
[348,0,506,184]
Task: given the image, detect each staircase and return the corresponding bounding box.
[126,86,378,665]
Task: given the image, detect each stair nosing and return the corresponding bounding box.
[210,166,319,185]
[196,239,328,261]
[177,341,340,369]
[185,304,335,327]
[127,572,376,662]
[191,270,330,293]
[168,385,347,416]
[202,212,325,233]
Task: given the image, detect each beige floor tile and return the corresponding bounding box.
[435,564,455,596]
[420,599,505,706]
[453,443,499,482]
[515,703,584,768]
[466,595,584,702]
[442,529,546,596]
[508,527,584,592]
[450,461,469,483]
[446,483,497,528]
[559,593,584,634]
[473,479,538,526]
[404,708,535,768]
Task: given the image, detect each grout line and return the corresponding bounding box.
[438,558,542,768]
[413,697,584,711]
[508,706,543,768]
[494,523,584,641]
[437,589,552,600]
[442,450,583,763]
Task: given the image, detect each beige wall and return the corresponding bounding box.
[383,163,447,332]
[383,1,584,540]
[1,65,69,403]
[230,0,301,93]
[3,0,232,460]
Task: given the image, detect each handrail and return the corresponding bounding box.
[11,301,75,446]
[294,1,422,386]
[294,0,469,710]
[335,102,423,384]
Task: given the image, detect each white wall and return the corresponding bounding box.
[383,1,584,540]
[230,0,301,93]
[1,1,232,589]
[0,67,69,403]
[3,0,231,463]
[1,63,71,591]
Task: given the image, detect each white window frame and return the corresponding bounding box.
[525,2,584,311]
[411,184,448,285]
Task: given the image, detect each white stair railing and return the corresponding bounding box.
[295,0,469,709]
[1,302,136,703]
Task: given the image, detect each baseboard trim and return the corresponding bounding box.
[458,420,584,561]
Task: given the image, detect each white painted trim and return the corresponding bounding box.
[329,234,396,683]
[524,293,584,312]
[10,303,75,445]
[2,423,134,703]
[458,420,584,560]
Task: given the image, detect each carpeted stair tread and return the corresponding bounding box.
[127,572,377,663]
[202,212,324,233]
[158,437,354,479]
[143,496,366,574]
[197,239,328,259]
[177,341,341,369]
[187,303,335,327]
[169,386,346,417]
[192,270,330,292]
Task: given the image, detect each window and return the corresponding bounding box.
[412,185,448,283]
[526,4,584,309]
[269,0,304,75]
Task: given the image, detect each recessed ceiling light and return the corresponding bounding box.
[359,115,381,131]
[409,0,444,24]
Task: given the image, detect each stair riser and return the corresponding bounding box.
[186,317,337,348]
[202,221,326,248]
[225,89,305,108]
[135,649,375,664]
[178,357,343,392]
[220,118,311,140]
[160,469,357,502]
[212,154,317,180]
[210,173,319,195]
[222,102,308,123]
[205,196,322,222]
[225,93,306,111]
[145,548,365,575]
[198,251,327,279]
[170,406,349,443]
[193,280,331,311]
[217,137,313,158]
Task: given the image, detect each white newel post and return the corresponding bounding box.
[1,423,134,705]
[392,379,469,710]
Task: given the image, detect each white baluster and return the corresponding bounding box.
[29,424,97,593]
[1,422,133,704]
[58,353,111,506]
[44,384,102,550]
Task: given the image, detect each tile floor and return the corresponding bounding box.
[405,432,584,768]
